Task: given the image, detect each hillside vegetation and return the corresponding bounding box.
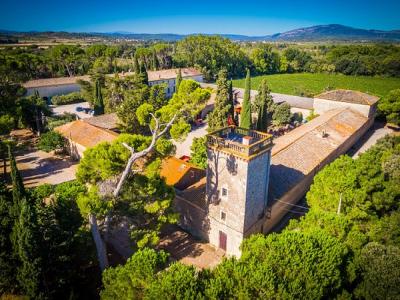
[233,73,400,97]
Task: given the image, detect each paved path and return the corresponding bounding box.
[51,102,91,119]
[350,122,393,158]
[173,124,208,158]
[15,148,78,187]
[158,225,224,269]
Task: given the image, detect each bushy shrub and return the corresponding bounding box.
[51,92,85,105]
[378,89,400,126]
[272,103,291,126]
[46,113,77,130]
[37,131,65,153]
[0,114,14,135]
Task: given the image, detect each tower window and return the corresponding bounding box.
[220,211,226,221]
[221,187,228,198]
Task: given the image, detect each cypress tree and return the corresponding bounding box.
[175,68,182,93]
[152,50,158,71]
[207,69,232,131]
[240,69,252,129]
[228,80,235,124]
[12,198,42,299]
[140,63,149,85]
[8,145,25,216]
[93,80,104,116]
[256,79,274,132]
[0,182,17,293]
[134,56,140,74]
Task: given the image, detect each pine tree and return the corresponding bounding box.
[175,68,182,93]
[207,69,232,131]
[12,198,42,299]
[93,80,104,116]
[8,145,25,217]
[240,69,252,129]
[256,79,274,132]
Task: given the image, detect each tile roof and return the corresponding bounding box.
[160,157,205,190]
[147,68,202,82]
[315,89,379,106]
[23,68,202,89]
[83,113,119,130]
[54,120,118,149]
[23,75,90,88]
[268,108,368,202]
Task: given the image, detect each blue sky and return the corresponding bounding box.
[2,0,400,35]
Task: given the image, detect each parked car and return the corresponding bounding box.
[75,106,84,112]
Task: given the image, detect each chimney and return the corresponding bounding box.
[242,135,253,145]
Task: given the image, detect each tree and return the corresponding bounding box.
[250,45,280,74]
[146,263,202,299]
[37,131,65,153]
[0,183,17,294]
[175,68,182,93]
[11,198,43,299]
[240,69,252,129]
[255,79,273,132]
[8,145,25,215]
[272,103,291,126]
[228,80,235,124]
[101,248,168,300]
[190,137,207,169]
[355,243,400,300]
[207,69,232,131]
[238,230,348,299]
[378,89,400,126]
[306,135,400,218]
[174,35,249,80]
[94,79,105,115]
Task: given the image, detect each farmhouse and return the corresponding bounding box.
[173,90,377,257]
[54,119,119,159]
[24,68,203,98]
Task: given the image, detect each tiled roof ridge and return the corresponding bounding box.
[271,107,350,157]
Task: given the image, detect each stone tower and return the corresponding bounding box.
[206,126,273,256]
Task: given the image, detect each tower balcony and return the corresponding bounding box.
[207,126,273,160]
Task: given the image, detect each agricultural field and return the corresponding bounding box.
[232,73,400,97]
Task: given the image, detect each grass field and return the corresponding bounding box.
[232,73,400,98]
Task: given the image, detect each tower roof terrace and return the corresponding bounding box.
[206,126,273,160]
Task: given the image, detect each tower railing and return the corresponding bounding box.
[207,126,273,158]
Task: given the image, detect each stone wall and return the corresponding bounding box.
[314,98,376,118]
[26,84,81,98]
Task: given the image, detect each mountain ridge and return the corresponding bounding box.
[1,24,400,42]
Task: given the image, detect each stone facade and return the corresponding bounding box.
[205,127,273,256]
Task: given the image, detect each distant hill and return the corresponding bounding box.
[1,24,400,42]
[262,24,400,41]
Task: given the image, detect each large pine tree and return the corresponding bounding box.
[207,69,232,131]
[256,79,274,132]
[240,69,252,129]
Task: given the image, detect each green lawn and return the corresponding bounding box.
[232,73,400,98]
